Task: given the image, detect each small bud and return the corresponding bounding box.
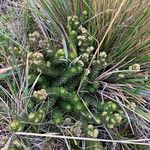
[70,30,76,35]
[46,61,51,67]
[82,10,88,15]
[89,46,94,51]
[88,36,93,41]
[12,140,21,147]
[85,69,90,76]
[78,41,82,46]
[118,73,125,78]
[28,112,35,120]
[88,125,94,129]
[74,21,80,25]
[103,62,107,67]
[102,111,107,116]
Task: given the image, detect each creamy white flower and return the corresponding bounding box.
[73,15,78,19]
[34,118,39,123]
[88,36,93,41]
[103,62,107,67]
[85,69,90,76]
[129,63,140,71]
[28,113,35,120]
[13,140,21,147]
[99,51,107,58]
[67,16,72,21]
[33,89,48,100]
[77,35,86,40]
[102,111,107,116]
[78,41,82,46]
[89,46,94,51]
[88,125,94,129]
[82,10,88,15]
[75,21,79,25]
[37,68,42,73]
[78,60,84,66]
[80,27,87,33]
[47,61,51,67]
[33,31,40,38]
[33,52,43,58]
[118,73,125,78]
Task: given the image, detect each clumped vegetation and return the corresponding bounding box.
[0,0,150,149]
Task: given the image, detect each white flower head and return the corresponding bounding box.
[47,61,51,67]
[78,41,82,46]
[82,53,89,58]
[85,69,90,76]
[130,102,136,110]
[129,63,140,72]
[88,125,94,130]
[73,15,78,19]
[99,51,107,58]
[67,16,72,21]
[78,60,84,66]
[74,21,79,25]
[33,52,43,59]
[118,73,125,78]
[77,35,86,40]
[33,89,48,100]
[103,62,107,67]
[71,30,76,35]
[33,31,40,38]
[88,36,93,41]
[89,46,94,51]
[80,27,87,33]
[82,10,88,15]
[29,113,35,120]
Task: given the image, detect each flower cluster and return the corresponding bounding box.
[87,125,99,138]
[127,102,136,110]
[28,109,45,123]
[69,121,83,137]
[33,89,48,101]
[89,51,108,80]
[62,120,83,137]
[28,31,49,51]
[118,73,125,78]
[12,140,22,148]
[7,46,21,55]
[129,63,140,72]
[77,27,94,52]
[67,12,94,64]
[54,49,65,59]
[28,51,52,73]
[5,45,26,65]
[98,51,108,67]
[99,101,123,128]
[28,51,43,64]
[9,120,23,132]
[67,15,79,29]
[30,52,44,65]
[1,139,23,150]
[28,31,40,43]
